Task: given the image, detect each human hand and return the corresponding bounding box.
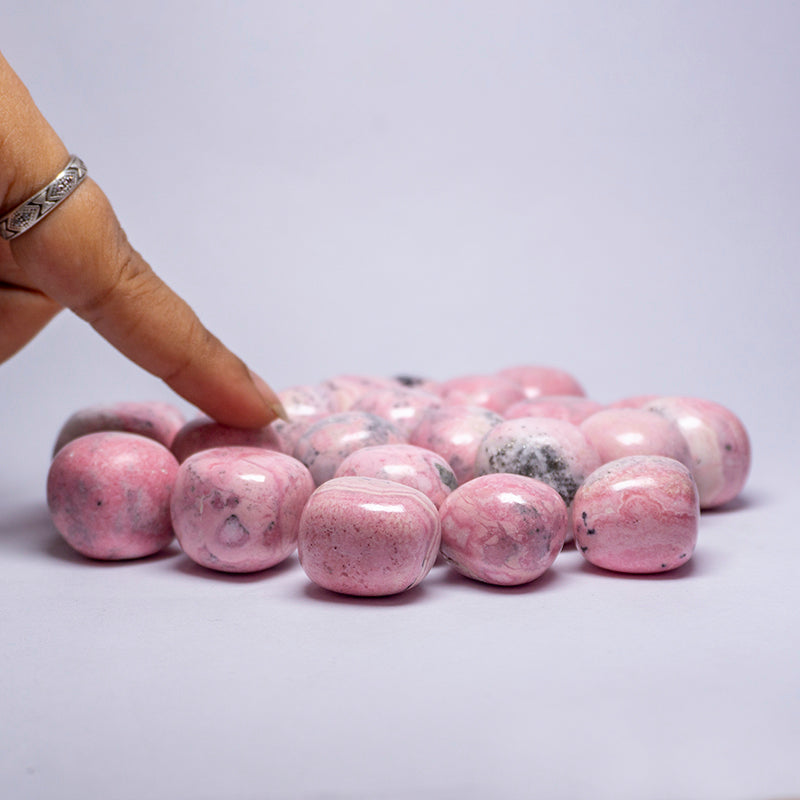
[0,51,285,428]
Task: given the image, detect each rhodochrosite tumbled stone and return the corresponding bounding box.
[47,432,178,560]
[579,408,692,466]
[504,396,605,425]
[318,375,397,412]
[271,385,336,452]
[643,397,751,508]
[171,417,282,463]
[334,444,457,508]
[607,394,660,410]
[170,447,314,573]
[277,385,336,420]
[409,405,503,485]
[475,417,601,506]
[437,374,525,414]
[293,412,406,485]
[572,456,699,574]
[496,365,585,399]
[297,477,441,596]
[270,417,319,457]
[439,474,568,586]
[352,386,443,437]
[46,369,752,597]
[52,401,185,455]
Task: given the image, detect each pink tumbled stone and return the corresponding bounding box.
[171,417,282,463]
[293,411,406,485]
[505,396,605,425]
[318,375,397,412]
[277,384,336,420]
[475,417,601,507]
[607,394,660,410]
[409,405,503,485]
[439,474,568,586]
[497,365,586,399]
[53,401,185,455]
[47,431,178,560]
[572,456,699,574]
[334,444,457,508]
[270,417,325,456]
[170,447,315,573]
[643,397,751,509]
[580,408,692,467]
[437,374,525,414]
[352,386,443,437]
[298,476,441,596]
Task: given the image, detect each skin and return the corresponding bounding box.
[0,51,284,427]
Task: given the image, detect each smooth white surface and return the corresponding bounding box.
[1,2,798,798]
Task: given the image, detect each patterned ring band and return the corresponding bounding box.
[0,155,88,241]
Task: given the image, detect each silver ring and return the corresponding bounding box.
[0,155,88,241]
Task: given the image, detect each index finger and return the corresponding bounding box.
[1,53,284,427]
[13,175,284,427]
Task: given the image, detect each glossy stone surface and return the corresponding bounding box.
[352,386,443,437]
[497,365,586,399]
[439,474,568,586]
[475,417,601,506]
[171,417,282,463]
[293,411,406,485]
[607,394,660,410]
[53,401,185,455]
[277,384,336,420]
[270,416,327,457]
[505,396,605,425]
[258,382,335,457]
[170,447,314,573]
[644,397,751,508]
[437,374,525,414]
[334,444,457,508]
[572,456,699,574]
[47,432,178,560]
[409,405,503,485]
[318,375,397,412]
[580,408,692,466]
[297,476,441,596]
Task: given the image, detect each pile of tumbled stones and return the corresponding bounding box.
[46,366,751,595]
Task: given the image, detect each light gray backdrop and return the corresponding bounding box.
[1,3,798,799]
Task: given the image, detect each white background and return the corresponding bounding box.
[1,2,798,798]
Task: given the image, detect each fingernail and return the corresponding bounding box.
[249,369,289,423]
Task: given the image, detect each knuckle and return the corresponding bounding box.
[160,318,211,386]
[71,236,147,324]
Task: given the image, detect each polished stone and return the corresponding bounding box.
[439,474,568,586]
[171,416,282,464]
[52,401,185,455]
[334,443,457,508]
[572,455,699,573]
[298,476,440,596]
[580,408,692,466]
[171,446,314,573]
[47,431,178,560]
[475,417,601,506]
[293,411,406,485]
[497,365,586,399]
[409,404,503,485]
[644,397,751,509]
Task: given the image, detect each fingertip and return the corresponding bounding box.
[248,369,289,423]
[166,355,282,430]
